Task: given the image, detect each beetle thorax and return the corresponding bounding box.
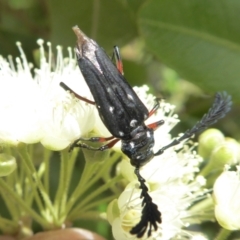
[121,126,155,167]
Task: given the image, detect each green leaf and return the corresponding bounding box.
[122,59,148,86]
[139,0,240,101]
[0,28,37,60]
[47,0,137,51]
[118,0,147,15]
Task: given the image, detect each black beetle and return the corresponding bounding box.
[60,26,232,238]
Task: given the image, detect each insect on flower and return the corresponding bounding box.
[60,26,232,238]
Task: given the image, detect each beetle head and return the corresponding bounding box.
[121,128,154,167]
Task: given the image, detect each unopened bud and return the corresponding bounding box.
[198,129,225,159]
[0,153,16,177]
[210,138,240,167]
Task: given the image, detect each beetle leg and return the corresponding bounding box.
[78,136,115,142]
[148,98,161,118]
[70,135,115,151]
[113,46,124,75]
[70,138,120,152]
[60,82,95,105]
[147,120,165,131]
[145,99,165,131]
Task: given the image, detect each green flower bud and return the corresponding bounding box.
[224,138,240,163]
[210,138,240,167]
[198,128,225,159]
[199,138,240,177]
[0,153,17,177]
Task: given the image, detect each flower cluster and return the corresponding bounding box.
[0,40,95,150]
[107,89,211,240]
[0,40,236,240]
[0,41,106,237]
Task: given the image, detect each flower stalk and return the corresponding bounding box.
[54,148,71,223]
[0,175,47,227]
[66,151,121,217]
[17,143,58,224]
[214,228,232,240]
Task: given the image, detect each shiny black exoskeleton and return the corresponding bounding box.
[60,26,232,238]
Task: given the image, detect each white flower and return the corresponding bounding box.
[0,40,95,150]
[191,235,208,240]
[107,88,209,240]
[213,165,240,230]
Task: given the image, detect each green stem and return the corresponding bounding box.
[0,217,17,227]
[69,195,115,220]
[67,148,78,177]
[189,197,214,212]
[17,143,57,223]
[21,156,45,213]
[214,228,232,240]
[60,149,78,211]
[71,211,106,221]
[54,149,71,223]
[65,161,97,213]
[102,172,120,195]
[198,162,212,177]
[0,178,47,227]
[70,211,106,221]
[76,175,120,209]
[21,164,45,219]
[29,178,46,216]
[1,187,20,222]
[43,148,52,195]
[66,151,120,214]
[4,165,20,221]
[69,175,121,218]
[82,152,120,192]
[0,217,18,234]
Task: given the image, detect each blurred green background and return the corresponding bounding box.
[0,0,239,239]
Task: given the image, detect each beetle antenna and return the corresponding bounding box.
[130,168,161,238]
[154,91,232,156]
